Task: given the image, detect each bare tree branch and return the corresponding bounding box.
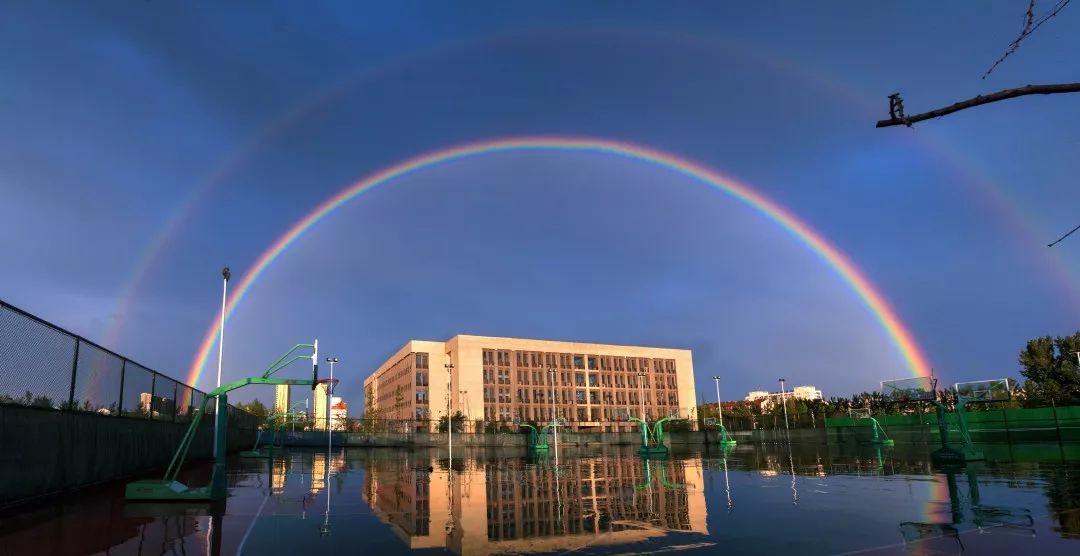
[984,0,1071,79]
[1048,223,1080,247]
[876,83,1080,128]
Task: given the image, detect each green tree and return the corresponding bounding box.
[1019,331,1080,405]
[438,411,465,433]
[239,398,268,420]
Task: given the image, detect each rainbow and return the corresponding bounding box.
[185,136,932,387]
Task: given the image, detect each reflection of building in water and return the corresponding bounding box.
[362,456,707,555]
[309,451,346,495]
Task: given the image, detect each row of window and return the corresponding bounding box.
[481,349,677,374]
[484,369,678,389]
[480,387,678,407]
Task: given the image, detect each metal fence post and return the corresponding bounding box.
[172,382,178,423]
[67,338,80,410]
[117,359,126,417]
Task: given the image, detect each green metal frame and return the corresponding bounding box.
[518,424,550,451]
[126,343,319,501]
[629,415,677,457]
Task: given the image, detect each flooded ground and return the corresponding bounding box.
[2,442,1077,555]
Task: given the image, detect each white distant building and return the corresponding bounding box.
[330,397,348,431]
[745,385,823,410]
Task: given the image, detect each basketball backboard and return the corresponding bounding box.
[703,417,717,427]
[849,408,871,420]
[954,379,1012,403]
[881,377,937,403]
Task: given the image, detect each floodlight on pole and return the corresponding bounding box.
[445,359,454,460]
[712,376,724,428]
[778,377,790,432]
[212,267,230,461]
[325,357,338,446]
[548,366,558,464]
[638,371,648,422]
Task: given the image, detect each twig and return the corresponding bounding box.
[984,0,1071,79]
[876,83,1080,128]
[1048,222,1080,247]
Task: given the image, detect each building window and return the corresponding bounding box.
[588,374,598,387]
[573,355,585,369]
[415,353,429,369]
[575,373,585,386]
[576,390,586,403]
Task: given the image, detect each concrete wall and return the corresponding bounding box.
[0,404,256,508]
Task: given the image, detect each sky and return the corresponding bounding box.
[1,1,1078,412]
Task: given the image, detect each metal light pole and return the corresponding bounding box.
[712,376,724,428]
[778,378,790,433]
[325,357,338,448]
[548,366,558,463]
[638,371,648,421]
[212,267,230,461]
[445,360,454,460]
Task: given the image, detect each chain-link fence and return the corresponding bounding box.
[0,299,258,427]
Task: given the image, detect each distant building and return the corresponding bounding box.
[274,384,290,414]
[745,385,822,410]
[330,397,348,431]
[138,392,175,418]
[313,383,329,430]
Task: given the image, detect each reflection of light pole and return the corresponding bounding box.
[325,357,338,445]
[445,359,454,461]
[778,378,790,433]
[712,376,724,428]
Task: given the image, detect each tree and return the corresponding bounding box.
[438,411,465,433]
[393,385,404,420]
[1019,331,1080,405]
[238,398,268,420]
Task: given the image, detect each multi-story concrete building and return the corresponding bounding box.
[363,335,697,432]
[273,384,290,414]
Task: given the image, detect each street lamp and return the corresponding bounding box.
[325,357,338,443]
[712,376,724,428]
[445,359,454,459]
[638,371,648,422]
[547,366,558,461]
[778,377,790,433]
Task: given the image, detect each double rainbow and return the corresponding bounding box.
[185,136,932,386]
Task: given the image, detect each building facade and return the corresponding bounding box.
[362,335,697,432]
[745,385,823,410]
[273,384,290,414]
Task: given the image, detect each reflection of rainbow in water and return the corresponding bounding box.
[185,137,933,388]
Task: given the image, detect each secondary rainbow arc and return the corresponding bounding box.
[185,136,932,387]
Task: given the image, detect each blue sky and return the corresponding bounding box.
[2,1,1078,410]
